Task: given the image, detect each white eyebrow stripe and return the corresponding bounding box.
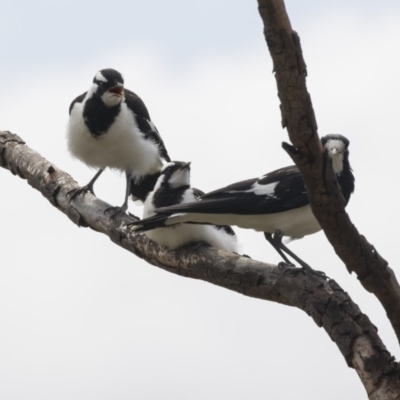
[95,71,107,82]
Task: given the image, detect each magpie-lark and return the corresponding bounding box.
[130,134,355,275]
[67,68,171,213]
[142,161,238,252]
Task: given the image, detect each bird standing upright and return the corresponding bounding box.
[130,134,355,276]
[67,68,170,213]
[142,161,238,252]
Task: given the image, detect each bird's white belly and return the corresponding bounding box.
[67,104,162,176]
[143,191,237,252]
[172,205,322,238]
[145,222,237,252]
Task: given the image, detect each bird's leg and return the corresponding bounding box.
[68,168,105,200]
[120,172,132,211]
[104,172,132,219]
[264,232,294,267]
[270,230,327,279]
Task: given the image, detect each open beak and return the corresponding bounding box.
[108,83,124,97]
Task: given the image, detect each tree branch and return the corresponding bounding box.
[257,0,400,347]
[1,130,399,397]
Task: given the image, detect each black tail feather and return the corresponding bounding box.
[130,213,172,232]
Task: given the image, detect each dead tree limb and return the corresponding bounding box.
[1,130,400,397]
[257,0,400,349]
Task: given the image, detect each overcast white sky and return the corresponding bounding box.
[1,1,400,399]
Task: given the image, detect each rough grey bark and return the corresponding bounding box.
[2,1,400,397]
[1,130,400,397]
[257,0,400,352]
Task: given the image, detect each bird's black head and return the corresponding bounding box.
[93,68,124,87]
[321,133,354,204]
[321,134,349,150]
[91,68,125,107]
[321,134,350,175]
[158,161,191,189]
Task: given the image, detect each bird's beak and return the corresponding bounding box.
[182,162,191,169]
[108,83,124,97]
[330,147,339,155]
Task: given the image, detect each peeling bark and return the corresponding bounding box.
[257,0,400,352]
[1,1,400,397]
[1,130,400,396]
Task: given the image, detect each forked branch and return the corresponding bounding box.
[257,0,400,348]
[1,130,399,397]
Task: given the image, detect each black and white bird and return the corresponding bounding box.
[131,134,355,275]
[142,161,238,252]
[67,68,171,213]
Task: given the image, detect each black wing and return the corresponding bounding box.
[155,165,310,216]
[69,92,87,115]
[124,89,171,162]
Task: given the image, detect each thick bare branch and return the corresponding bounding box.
[1,130,399,397]
[257,0,400,347]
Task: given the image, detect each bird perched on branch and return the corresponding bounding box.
[130,134,354,276]
[67,68,170,214]
[142,161,238,252]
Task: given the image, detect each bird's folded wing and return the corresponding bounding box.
[124,89,171,162]
[155,166,310,216]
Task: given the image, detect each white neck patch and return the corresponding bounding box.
[85,83,98,100]
[100,91,123,107]
[168,168,190,188]
[153,173,166,191]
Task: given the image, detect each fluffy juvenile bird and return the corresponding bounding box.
[67,68,170,213]
[131,134,355,275]
[142,161,238,252]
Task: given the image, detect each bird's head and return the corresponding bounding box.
[157,161,192,189]
[90,68,125,107]
[321,134,350,174]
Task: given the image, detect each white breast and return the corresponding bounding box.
[143,189,238,252]
[67,102,162,178]
[145,223,238,252]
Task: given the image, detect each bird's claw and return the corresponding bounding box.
[67,185,94,201]
[240,253,252,259]
[306,267,328,279]
[279,262,303,277]
[282,263,328,280]
[278,261,295,270]
[283,266,304,278]
[104,205,128,220]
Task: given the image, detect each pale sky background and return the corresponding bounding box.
[1,1,400,399]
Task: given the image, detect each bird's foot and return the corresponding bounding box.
[278,261,296,271]
[301,264,327,279]
[239,253,252,259]
[68,185,94,201]
[104,205,128,220]
[282,263,328,280]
